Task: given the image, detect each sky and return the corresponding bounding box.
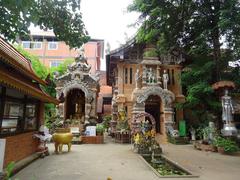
[81,0,140,51]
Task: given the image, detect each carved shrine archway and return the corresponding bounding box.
[132,86,175,139]
[135,86,175,108]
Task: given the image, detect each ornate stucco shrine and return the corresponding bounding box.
[55,55,99,126]
[106,40,186,142]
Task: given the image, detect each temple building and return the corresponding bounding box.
[0,37,58,168]
[106,39,185,141]
[55,54,100,128]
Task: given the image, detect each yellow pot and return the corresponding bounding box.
[52,132,73,153]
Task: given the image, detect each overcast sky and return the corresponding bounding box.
[81,0,139,51]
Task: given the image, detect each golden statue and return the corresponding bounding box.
[75,102,82,114]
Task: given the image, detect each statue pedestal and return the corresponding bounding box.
[221,123,238,137]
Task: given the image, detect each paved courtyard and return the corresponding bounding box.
[14,137,240,180]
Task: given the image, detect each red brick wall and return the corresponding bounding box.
[3,132,39,167]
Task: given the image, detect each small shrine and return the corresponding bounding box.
[55,54,100,130]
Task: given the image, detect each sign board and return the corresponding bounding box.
[70,127,80,134]
[86,126,96,136]
[0,139,6,172]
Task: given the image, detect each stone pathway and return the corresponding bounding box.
[161,143,240,180]
[14,137,159,180]
[14,137,240,180]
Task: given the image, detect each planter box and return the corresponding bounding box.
[115,131,131,144]
[82,135,104,144]
[168,136,189,145]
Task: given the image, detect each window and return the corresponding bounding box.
[48,42,58,50]
[50,60,61,67]
[24,104,37,130]
[0,86,39,135]
[2,101,24,133]
[22,41,42,49]
[32,42,42,49]
[22,41,30,49]
[130,68,133,84]
[125,68,128,84]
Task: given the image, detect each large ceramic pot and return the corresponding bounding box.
[52,128,73,154]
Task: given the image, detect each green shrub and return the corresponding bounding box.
[96,124,104,135]
[143,50,158,57]
[102,115,111,130]
[213,136,239,153]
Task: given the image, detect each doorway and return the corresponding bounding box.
[145,95,161,133]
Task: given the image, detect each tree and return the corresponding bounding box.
[129,0,240,123]
[50,58,74,76]
[129,0,240,80]
[15,45,49,79]
[0,0,90,48]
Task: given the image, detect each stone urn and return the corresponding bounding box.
[52,128,73,154]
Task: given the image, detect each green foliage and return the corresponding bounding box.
[0,0,90,48]
[143,49,158,57]
[129,0,240,58]
[44,108,64,133]
[6,161,15,179]
[15,45,49,79]
[102,115,111,130]
[128,0,240,126]
[96,124,104,135]
[180,57,221,123]
[50,58,74,76]
[213,136,239,153]
[116,120,130,132]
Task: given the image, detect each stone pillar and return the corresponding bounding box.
[162,107,174,142]
[110,89,119,135]
[157,65,161,86]
[131,102,145,134]
[142,65,147,86]
[118,64,124,94]
[58,103,64,118]
[111,102,118,135]
[90,91,97,117]
[85,103,92,122]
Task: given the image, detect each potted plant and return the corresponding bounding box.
[213,136,239,154]
[96,124,104,136]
